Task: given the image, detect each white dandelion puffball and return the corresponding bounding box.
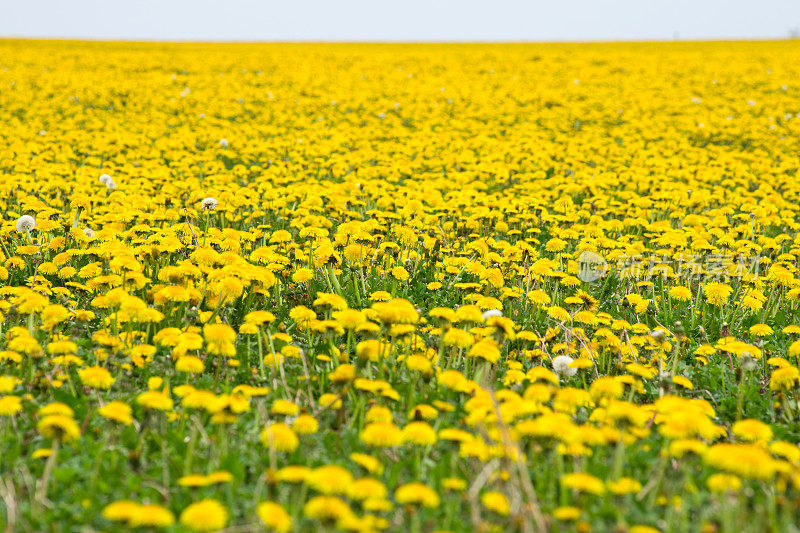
[219,138,228,148]
[106,179,117,190]
[552,355,577,377]
[482,309,503,321]
[83,228,95,238]
[16,215,36,233]
[201,197,218,210]
[99,173,112,185]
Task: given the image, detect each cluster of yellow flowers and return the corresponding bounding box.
[1,39,800,531]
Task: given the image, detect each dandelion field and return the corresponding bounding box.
[2,39,800,531]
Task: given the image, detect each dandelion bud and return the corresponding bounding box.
[16,215,36,233]
[184,306,199,323]
[740,352,758,372]
[649,329,666,343]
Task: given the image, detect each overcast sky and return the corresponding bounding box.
[2,0,799,41]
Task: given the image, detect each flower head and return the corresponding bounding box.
[16,215,36,233]
[179,499,228,532]
[98,401,133,425]
[552,355,577,377]
[38,414,80,441]
[260,423,299,453]
[395,482,440,508]
[78,365,115,390]
[257,501,291,532]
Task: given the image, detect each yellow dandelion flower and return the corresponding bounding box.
[179,499,228,532]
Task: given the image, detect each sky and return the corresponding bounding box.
[1,0,799,42]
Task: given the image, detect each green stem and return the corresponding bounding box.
[37,439,60,503]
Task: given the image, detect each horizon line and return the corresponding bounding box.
[1,35,798,44]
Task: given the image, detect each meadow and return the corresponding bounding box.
[1,39,800,531]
